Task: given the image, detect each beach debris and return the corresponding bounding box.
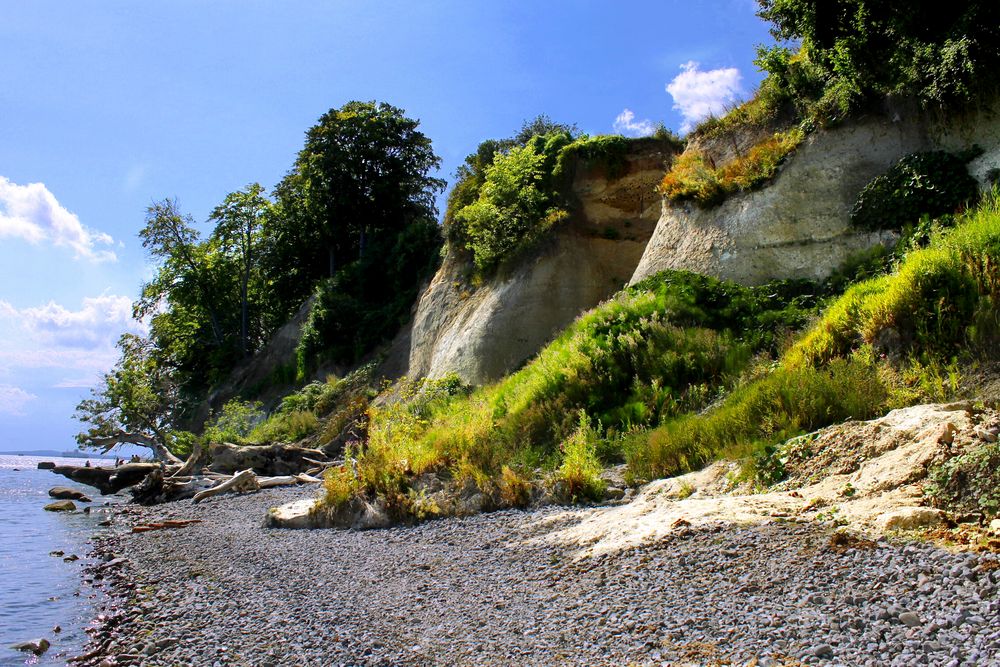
[43,443,329,506]
[132,519,203,533]
[10,638,50,656]
[44,500,77,512]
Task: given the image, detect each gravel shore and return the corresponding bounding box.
[81,487,999,666]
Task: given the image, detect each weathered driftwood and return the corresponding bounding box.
[192,469,322,503]
[169,439,207,478]
[193,468,260,503]
[49,463,161,495]
[208,442,329,476]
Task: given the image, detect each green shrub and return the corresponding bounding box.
[851,150,981,231]
[927,443,1000,517]
[203,399,265,444]
[448,127,675,275]
[557,413,606,502]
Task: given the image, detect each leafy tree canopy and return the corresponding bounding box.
[265,100,445,316]
[757,0,1000,109]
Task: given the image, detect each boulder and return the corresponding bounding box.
[48,486,92,502]
[10,638,50,656]
[44,500,77,512]
[877,507,944,531]
[36,461,56,470]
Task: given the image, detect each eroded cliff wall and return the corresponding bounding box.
[408,141,674,385]
[630,108,1000,286]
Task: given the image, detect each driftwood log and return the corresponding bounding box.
[208,442,329,476]
[49,463,161,495]
[44,442,329,506]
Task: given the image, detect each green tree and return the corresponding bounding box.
[756,0,1000,108]
[265,100,445,317]
[209,183,271,357]
[75,334,184,463]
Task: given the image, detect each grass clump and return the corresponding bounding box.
[628,357,888,482]
[556,413,606,502]
[659,128,804,207]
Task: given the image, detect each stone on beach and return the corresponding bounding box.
[44,499,77,512]
[49,486,93,502]
[10,638,50,656]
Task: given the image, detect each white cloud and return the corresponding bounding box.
[0,295,145,378]
[613,109,656,138]
[0,385,37,416]
[666,61,744,133]
[0,176,118,262]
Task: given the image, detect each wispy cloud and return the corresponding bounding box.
[123,164,147,193]
[0,176,118,262]
[613,109,656,138]
[666,61,744,133]
[0,385,37,416]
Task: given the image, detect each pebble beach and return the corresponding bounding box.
[77,486,1000,666]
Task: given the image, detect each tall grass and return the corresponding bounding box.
[634,190,1000,483]
[325,271,820,508]
[658,128,804,207]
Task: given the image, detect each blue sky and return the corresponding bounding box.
[0,0,774,452]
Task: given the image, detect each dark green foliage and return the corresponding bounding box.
[851,151,981,231]
[264,101,445,322]
[756,1,1000,112]
[297,217,442,372]
[927,443,1000,517]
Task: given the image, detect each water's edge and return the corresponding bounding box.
[0,456,123,666]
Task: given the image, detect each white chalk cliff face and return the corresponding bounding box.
[630,107,1000,286]
[407,142,674,385]
[408,105,1000,386]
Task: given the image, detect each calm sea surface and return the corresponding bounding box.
[0,455,122,666]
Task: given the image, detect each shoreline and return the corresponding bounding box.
[76,486,1000,666]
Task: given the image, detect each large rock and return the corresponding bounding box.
[630,105,1000,286]
[409,139,674,385]
[10,638,50,656]
[48,486,91,502]
[266,496,391,531]
[44,500,76,512]
[877,507,944,531]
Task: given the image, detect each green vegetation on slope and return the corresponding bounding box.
[445,118,679,275]
[320,190,1000,516]
[320,270,825,512]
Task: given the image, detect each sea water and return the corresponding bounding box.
[0,456,121,666]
